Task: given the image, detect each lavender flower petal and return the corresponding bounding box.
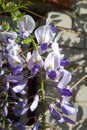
[12,64,23,75]
[17,15,35,35]
[62,116,76,124]
[49,106,61,120]
[13,80,27,93]
[61,101,78,115]
[14,122,26,130]
[30,95,39,112]
[32,121,39,130]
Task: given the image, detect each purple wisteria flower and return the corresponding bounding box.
[35,25,54,52]
[56,69,72,96]
[60,97,78,115]
[44,52,60,80]
[12,99,28,116]
[0,13,78,129]
[27,51,43,76]
[12,80,27,93]
[12,64,23,75]
[17,15,35,39]
[0,31,17,44]
[49,104,77,124]
[6,74,23,83]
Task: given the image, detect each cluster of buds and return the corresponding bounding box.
[0,14,78,130]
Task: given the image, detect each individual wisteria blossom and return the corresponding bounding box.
[49,104,76,124]
[55,97,78,116]
[35,25,54,52]
[30,95,39,112]
[56,69,72,96]
[12,99,28,116]
[44,52,60,80]
[60,97,78,115]
[27,51,43,76]
[17,15,35,39]
[0,31,17,44]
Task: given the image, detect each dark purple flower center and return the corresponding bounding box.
[50,25,57,33]
[32,64,40,74]
[48,70,56,80]
[60,88,72,96]
[41,43,48,51]
[20,31,28,39]
[60,59,69,67]
[4,37,14,44]
[12,64,23,75]
[2,49,8,56]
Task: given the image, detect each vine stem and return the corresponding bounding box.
[40,69,46,130]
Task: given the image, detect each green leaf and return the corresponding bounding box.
[23,37,32,45]
[2,21,10,31]
[5,2,18,12]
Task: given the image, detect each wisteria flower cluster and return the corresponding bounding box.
[0,14,78,130]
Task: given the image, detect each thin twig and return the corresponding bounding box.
[71,75,87,90]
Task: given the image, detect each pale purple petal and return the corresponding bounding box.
[61,101,78,115]
[13,80,27,93]
[35,25,54,44]
[62,116,76,124]
[6,74,23,83]
[12,64,23,75]
[13,100,28,116]
[0,31,17,42]
[3,105,8,117]
[49,106,61,120]
[57,118,65,123]
[27,51,43,70]
[32,121,39,130]
[17,15,35,34]
[8,54,21,68]
[0,70,4,76]
[57,70,72,89]
[30,95,39,112]
[14,122,26,130]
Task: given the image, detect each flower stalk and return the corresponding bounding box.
[40,69,46,130]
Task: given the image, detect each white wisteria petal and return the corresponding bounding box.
[44,52,59,70]
[35,25,54,44]
[17,15,35,33]
[0,31,17,40]
[13,81,27,93]
[30,95,39,112]
[8,54,21,68]
[27,51,43,70]
[57,69,72,89]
